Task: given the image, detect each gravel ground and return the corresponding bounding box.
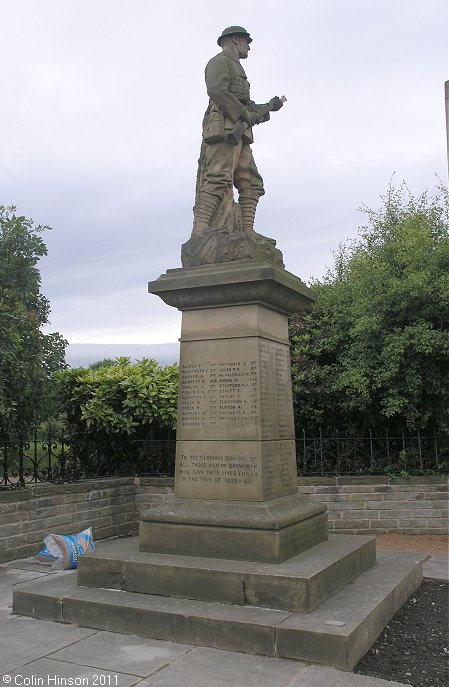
[355,579,448,687]
[354,535,448,687]
[375,533,448,556]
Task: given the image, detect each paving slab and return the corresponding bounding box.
[288,665,412,686]
[0,615,97,674]
[137,645,308,687]
[422,555,448,581]
[2,558,75,579]
[6,658,139,687]
[0,610,16,626]
[2,558,53,573]
[49,631,194,677]
[0,568,48,609]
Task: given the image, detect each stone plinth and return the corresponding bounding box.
[176,303,297,501]
[142,260,327,562]
[140,494,328,563]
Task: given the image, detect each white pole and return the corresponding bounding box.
[445,81,449,181]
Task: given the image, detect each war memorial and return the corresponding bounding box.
[12,26,425,672]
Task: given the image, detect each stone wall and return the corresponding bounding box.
[0,478,137,564]
[298,476,448,535]
[136,475,448,536]
[0,475,447,564]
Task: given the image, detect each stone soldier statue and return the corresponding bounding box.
[182,26,286,267]
[192,26,285,237]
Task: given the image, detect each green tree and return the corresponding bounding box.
[88,358,117,371]
[0,206,67,441]
[290,184,449,436]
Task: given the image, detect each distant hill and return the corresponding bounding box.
[66,343,179,368]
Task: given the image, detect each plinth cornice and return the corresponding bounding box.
[148,260,316,314]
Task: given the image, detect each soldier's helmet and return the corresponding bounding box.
[217,26,252,46]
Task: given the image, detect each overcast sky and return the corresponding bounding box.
[1,0,447,347]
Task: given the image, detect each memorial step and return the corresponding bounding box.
[12,550,424,672]
[76,534,376,613]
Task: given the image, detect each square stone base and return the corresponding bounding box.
[140,493,328,563]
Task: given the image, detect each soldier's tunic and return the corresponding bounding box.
[200,52,266,201]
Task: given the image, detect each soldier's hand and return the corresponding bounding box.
[269,96,285,111]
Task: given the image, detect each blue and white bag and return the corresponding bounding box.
[34,546,58,565]
[43,527,95,570]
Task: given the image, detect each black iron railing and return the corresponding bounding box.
[296,429,448,476]
[0,430,176,487]
[1,429,447,487]
[0,429,78,487]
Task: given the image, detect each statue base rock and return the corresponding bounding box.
[181,229,284,268]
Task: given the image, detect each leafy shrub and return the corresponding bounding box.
[55,357,178,475]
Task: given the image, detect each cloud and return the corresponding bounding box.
[1,0,446,345]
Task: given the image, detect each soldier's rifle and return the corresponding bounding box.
[227,96,287,145]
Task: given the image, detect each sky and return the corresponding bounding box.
[1,0,447,351]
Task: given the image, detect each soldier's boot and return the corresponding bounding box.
[239,196,259,232]
[192,192,221,236]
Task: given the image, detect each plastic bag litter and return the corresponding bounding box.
[41,527,95,570]
[34,546,58,565]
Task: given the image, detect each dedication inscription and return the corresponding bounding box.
[175,442,261,499]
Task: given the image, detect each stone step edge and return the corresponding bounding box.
[12,551,424,671]
[77,535,377,613]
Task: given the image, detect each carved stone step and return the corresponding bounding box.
[12,550,424,671]
[77,534,376,613]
